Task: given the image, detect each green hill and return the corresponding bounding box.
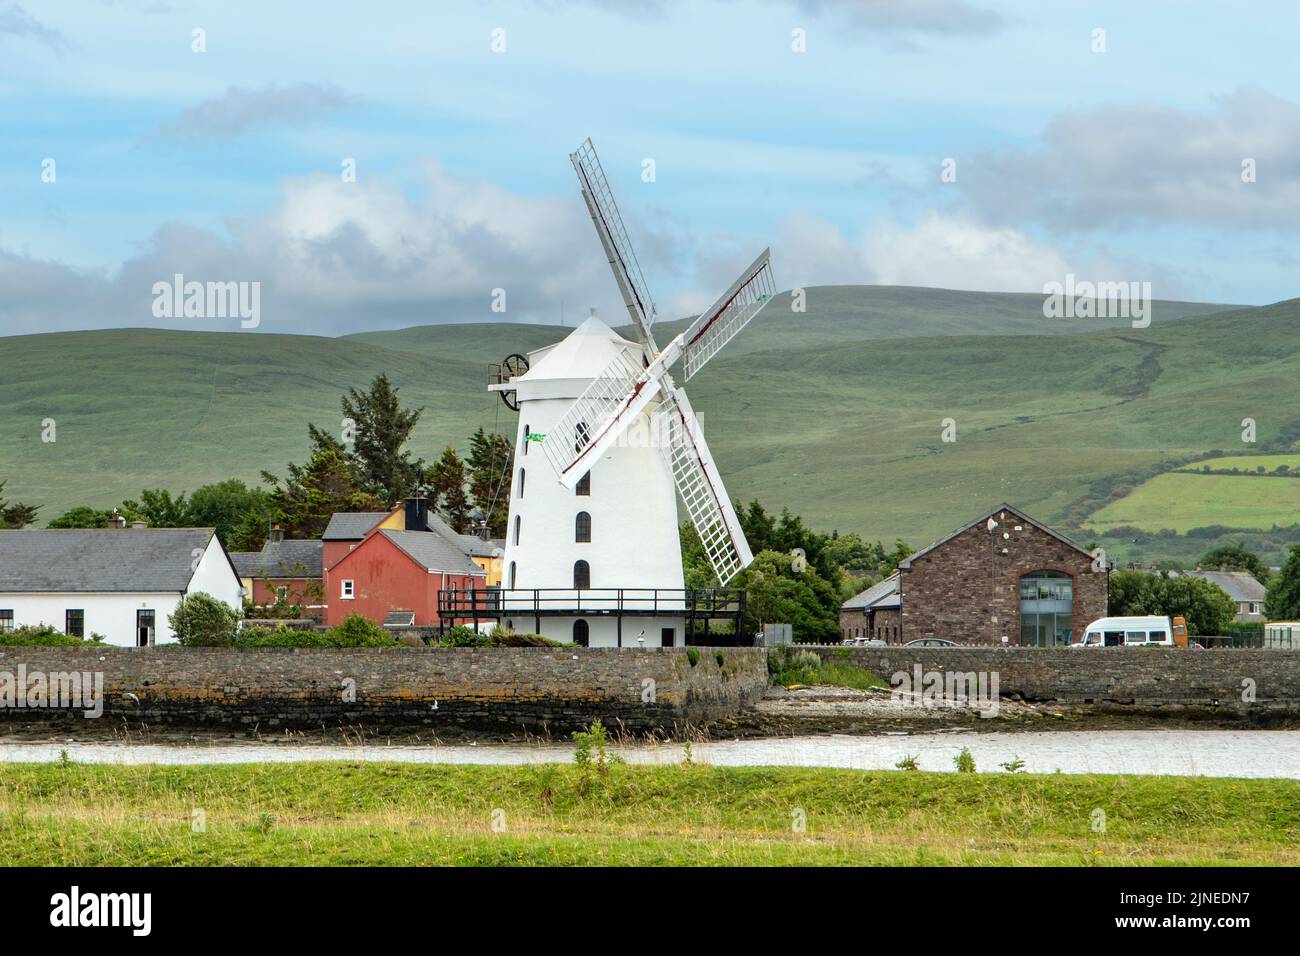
[3,286,1297,563]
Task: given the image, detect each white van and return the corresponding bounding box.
[1073,615,1175,648]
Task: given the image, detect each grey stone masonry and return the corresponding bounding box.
[0,646,767,734]
[811,646,1300,706]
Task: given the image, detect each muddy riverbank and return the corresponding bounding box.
[3,684,1295,748]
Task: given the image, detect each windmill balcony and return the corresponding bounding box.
[437,586,747,642]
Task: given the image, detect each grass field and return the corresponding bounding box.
[2,761,1298,865]
[2,286,1297,557]
[1086,472,1300,533]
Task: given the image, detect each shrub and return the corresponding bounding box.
[953,748,977,773]
[490,632,563,648]
[169,593,240,647]
[325,613,395,648]
[236,626,338,648]
[687,648,700,667]
[895,754,919,771]
[0,624,105,647]
[438,625,489,647]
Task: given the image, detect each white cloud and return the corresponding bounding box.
[0,162,628,336]
[768,211,1072,294]
[148,83,358,143]
[0,3,68,54]
[963,89,1300,231]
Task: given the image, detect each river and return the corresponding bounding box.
[2,729,1299,778]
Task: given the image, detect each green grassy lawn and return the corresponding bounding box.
[1086,472,1300,533]
[1,288,1295,558]
[2,761,1298,865]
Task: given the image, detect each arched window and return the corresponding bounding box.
[523,425,530,456]
[573,560,590,589]
[573,619,589,647]
[508,562,516,589]
[574,420,590,452]
[575,511,591,543]
[517,468,525,497]
[576,471,591,496]
[513,515,521,546]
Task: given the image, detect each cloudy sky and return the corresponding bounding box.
[2,0,1298,337]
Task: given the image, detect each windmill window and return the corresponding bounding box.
[575,511,591,543]
[514,515,522,546]
[573,560,591,589]
[576,471,591,496]
[518,468,525,498]
[65,609,84,638]
[575,421,590,452]
[523,425,530,456]
[573,619,589,647]
[508,562,516,589]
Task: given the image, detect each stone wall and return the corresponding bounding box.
[0,646,768,735]
[810,646,1300,706]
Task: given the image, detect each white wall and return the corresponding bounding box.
[2,592,185,647]
[187,535,245,611]
[501,613,686,648]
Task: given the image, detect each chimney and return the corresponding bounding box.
[404,496,430,532]
[109,512,126,530]
[131,520,148,530]
[269,524,285,544]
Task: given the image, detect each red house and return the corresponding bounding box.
[323,504,486,627]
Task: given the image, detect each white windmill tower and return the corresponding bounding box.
[486,138,775,647]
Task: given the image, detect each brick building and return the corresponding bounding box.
[840,504,1108,645]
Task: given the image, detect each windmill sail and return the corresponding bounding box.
[571,138,658,349]
[541,348,662,487]
[681,248,775,381]
[656,391,753,585]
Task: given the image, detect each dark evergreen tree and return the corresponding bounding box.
[427,446,471,533]
[340,374,424,507]
[466,427,513,538]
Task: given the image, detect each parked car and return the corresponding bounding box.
[854,638,888,647]
[904,638,958,647]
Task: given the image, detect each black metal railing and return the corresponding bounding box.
[437,586,746,643]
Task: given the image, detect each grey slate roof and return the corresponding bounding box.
[229,551,263,577]
[423,511,500,557]
[379,530,485,576]
[1177,570,1267,602]
[236,539,324,578]
[842,573,901,611]
[322,512,388,540]
[898,503,1091,570]
[0,528,220,593]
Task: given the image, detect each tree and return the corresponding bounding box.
[47,506,117,529]
[263,448,384,539]
[1266,545,1300,621]
[188,479,271,542]
[340,374,424,507]
[466,427,513,538]
[0,480,38,529]
[120,488,190,527]
[1108,569,1236,636]
[169,592,240,647]
[1199,543,1270,584]
[427,446,471,533]
[734,550,842,643]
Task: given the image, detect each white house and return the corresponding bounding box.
[0,528,244,647]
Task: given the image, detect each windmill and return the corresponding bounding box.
[483,138,775,647]
[540,138,776,585]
